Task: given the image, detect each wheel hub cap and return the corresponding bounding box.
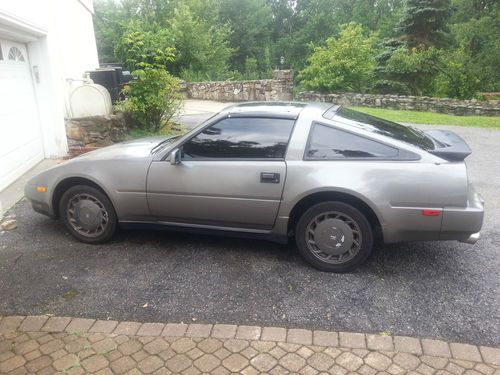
[314,219,354,255]
[67,193,109,237]
[75,200,103,230]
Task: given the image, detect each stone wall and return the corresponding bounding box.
[65,113,128,150]
[297,92,500,116]
[184,70,294,102]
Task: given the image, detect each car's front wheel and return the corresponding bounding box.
[59,185,117,244]
[296,202,373,272]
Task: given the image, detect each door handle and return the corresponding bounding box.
[260,172,280,183]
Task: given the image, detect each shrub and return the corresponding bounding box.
[298,23,378,93]
[375,45,442,96]
[433,49,481,99]
[116,67,183,133]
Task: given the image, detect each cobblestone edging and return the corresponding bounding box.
[296,91,500,116]
[1,316,499,374]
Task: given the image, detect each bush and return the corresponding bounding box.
[116,67,183,133]
[298,23,378,93]
[375,46,442,96]
[433,49,481,99]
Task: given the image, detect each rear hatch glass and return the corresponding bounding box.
[326,107,435,150]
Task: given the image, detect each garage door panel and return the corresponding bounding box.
[0,138,43,191]
[0,39,44,191]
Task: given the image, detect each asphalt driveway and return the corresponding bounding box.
[1,120,499,347]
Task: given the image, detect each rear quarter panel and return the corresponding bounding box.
[278,107,469,243]
[280,161,469,242]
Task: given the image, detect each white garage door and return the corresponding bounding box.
[0,39,44,191]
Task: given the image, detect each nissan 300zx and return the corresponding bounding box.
[25,102,484,272]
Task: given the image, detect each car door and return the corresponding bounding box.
[146,116,295,230]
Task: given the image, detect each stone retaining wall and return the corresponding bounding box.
[184,70,294,102]
[297,92,500,116]
[65,113,128,149]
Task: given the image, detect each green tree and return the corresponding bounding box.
[169,2,233,80]
[271,0,404,72]
[93,0,498,97]
[381,46,443,95]
[396,0,452,48]
[298,23,378,93]
[219,0,274,73]
[93,0,128,63]
[447,0,500,94]
[114,26,175,71]
[375,0,452,95]
[433,48,481,99]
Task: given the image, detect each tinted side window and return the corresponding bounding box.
[306,124,399,159]
[183,117,295,159]
[331,108,435,150]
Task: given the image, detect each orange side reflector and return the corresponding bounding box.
[422,209,441,216]
[37,186,47,193]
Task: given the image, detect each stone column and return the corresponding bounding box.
[271,70,294,101]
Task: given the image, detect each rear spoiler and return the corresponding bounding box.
[425,130,472,162]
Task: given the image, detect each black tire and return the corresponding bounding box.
[59,185,117,244]
[295,201,373,272]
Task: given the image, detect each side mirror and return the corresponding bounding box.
[169,148,181,165]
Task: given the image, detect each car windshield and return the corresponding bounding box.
[329,107,435,150]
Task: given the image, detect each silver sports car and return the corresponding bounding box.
[25,102,484,272]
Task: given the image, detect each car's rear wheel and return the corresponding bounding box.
[295,202,373,272]
[59,185,117,244]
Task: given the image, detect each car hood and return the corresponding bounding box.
[73,136,170,161]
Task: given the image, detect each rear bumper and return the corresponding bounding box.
[440,186,484,243]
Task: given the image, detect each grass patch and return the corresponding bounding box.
[351,107,500,129]
[128,122,186,139]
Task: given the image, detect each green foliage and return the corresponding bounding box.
[116,68,183,133]
[377,46,442,95]
[270,0,405,71]
[93,0,125,63]
[449,0,500,93]
[219,0,274,72]
[298,23,378,93]
[396,0,452,48]
[244,58,259,80]
[168,2,233,80]
[375,0,453,95]
[93,0,499,97]
[115,27,175,71]
[96,0,232,81]
[433,48,481,99]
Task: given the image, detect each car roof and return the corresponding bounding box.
[223,101,336,119]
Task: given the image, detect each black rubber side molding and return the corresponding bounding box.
[425,130,472,161]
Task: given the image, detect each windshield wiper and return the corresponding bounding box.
[151,136,180,154]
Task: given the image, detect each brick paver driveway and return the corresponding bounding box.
[0,117,499,352]
[1,316,499,374]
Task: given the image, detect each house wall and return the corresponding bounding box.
[0,0,99,158]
